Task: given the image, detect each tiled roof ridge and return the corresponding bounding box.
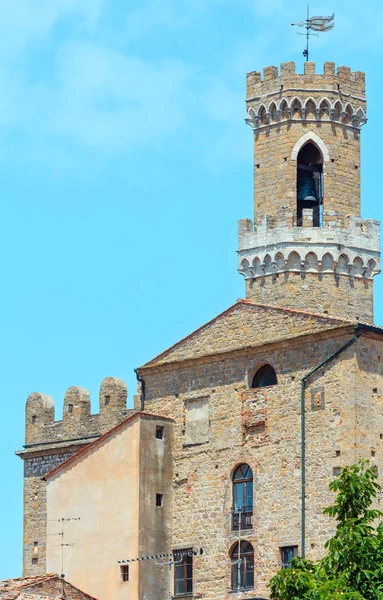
[43,411,173,482]
[0,573,100,600]
[0,574,57,590]
[140,298,357,368]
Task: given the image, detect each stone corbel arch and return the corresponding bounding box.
[291,131,330,162]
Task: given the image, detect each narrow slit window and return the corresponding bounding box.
[156,426,164,440]
[105,395,110,405]
[68,404,73,413]
[120,565,129,582]
[156,493,164,507]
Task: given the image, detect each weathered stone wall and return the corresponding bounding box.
[245,272,374,323]
[239,61,380,322]
[245,62,365,228]
[22,447,85,577]
[139,323,382,599]
[17,377,134,577]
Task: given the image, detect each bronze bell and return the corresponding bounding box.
[297,176,318,202]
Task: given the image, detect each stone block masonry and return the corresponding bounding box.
[138,316,383,599]
[238,61,380,322]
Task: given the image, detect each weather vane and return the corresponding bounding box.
[292,5,335,63]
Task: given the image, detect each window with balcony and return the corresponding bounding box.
[232,464,253,530]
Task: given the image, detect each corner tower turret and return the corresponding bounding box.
[238,61,380,322]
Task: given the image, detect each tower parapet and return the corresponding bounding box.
[246,62,366,127]
[239,61,380,322]
[19,376,134,577]
[25,377,129,445]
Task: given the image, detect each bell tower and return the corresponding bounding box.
[238,61,380,322]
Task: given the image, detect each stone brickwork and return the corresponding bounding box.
[138,308,383,599]
[244,272,374,323]
[16,377,135,577]
[246,62,366,226]
[238,61,380,322]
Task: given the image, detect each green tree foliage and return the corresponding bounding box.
[269,462,383,600]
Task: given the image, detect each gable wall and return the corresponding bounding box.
[46,419,142,600]
[141,327,364,598]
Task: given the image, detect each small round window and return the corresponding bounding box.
[251,365,277,388]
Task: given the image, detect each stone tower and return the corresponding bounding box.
[238,61,380,322]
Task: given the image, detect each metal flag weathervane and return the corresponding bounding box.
[292,5,335,62]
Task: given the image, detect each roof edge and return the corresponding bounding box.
[138,299,356,370]
[43,412,173,482]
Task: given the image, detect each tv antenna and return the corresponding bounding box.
[292,5,335,62]
[48,517,80,578]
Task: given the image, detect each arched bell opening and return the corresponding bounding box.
[296,141,323,227]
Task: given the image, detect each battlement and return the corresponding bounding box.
[238,215,381,282]
[246,62,365,99]
[246,62,366,131]
[25,376,130,446]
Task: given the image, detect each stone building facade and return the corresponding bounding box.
[16,61,383,599]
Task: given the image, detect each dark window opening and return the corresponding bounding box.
[297,142,323,227]
[230,541,254,591]
[251,365,277,389]
[32,557,38,564]
[68,404,73,413]
[232,464,253,530]
[120,565,129,582]
[174,549,193,596]
[156,426,164,439]
[33,541,38,547]
[31,415,37,424]
[105,395,110,405]
[280,546,298,568]
[156,493,164,507]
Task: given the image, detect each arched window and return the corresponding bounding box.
[232,464,253,530]
[251,365,277,389]
[296,141,323,227]
[230,541,254,591]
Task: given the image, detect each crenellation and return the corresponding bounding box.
[337,65,351,81]
[99,377,128,430]
[246,62,366,101]
[25,393,54,445]
[263,65,279,81]
[280,61,295,77]
[63,386,90,420]
[304,61,316,76]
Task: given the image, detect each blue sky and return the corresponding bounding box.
[1,0,383,579]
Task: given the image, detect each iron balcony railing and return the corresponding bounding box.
[231,506,253,530]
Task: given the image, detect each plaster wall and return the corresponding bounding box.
[46,419,141,600]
